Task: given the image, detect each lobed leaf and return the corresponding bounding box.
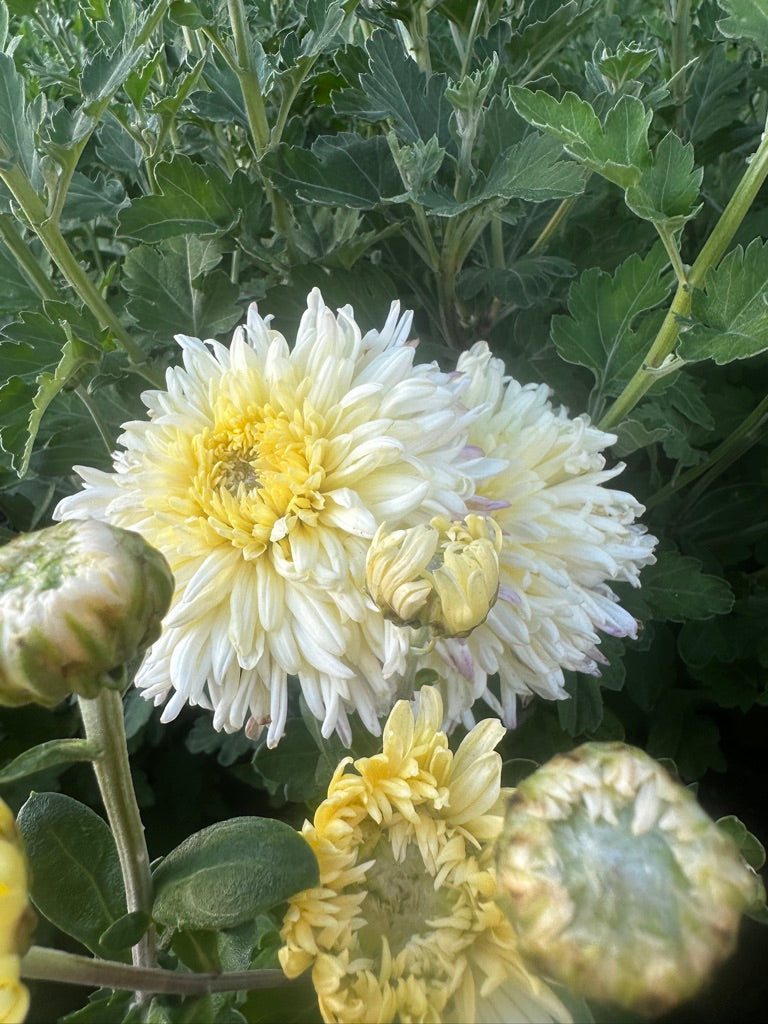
[717,0,768,52]
[638,546,734,623]
[679,239,768,363]
[625,131,702,228]
[551,245,673,395]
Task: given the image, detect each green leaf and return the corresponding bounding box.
[118,157,247,242]
[62,171,128,222]
[625,131,702,228]
[169,0,215,28]
[611,417,668,457]
[508,88,652,187]
[17,791,127,957]
[357,31,452,148]
[152,816,319,931]
[263,134,403,209]
[717,0,768,51]
[678,239,768,364]
[99,910,152,956]
[459,255,575,309]
[0,52,35,177]
[504,1,601,78]
[123,236,242,342]
[551,245,673,394]
[594,42,656,90]
[718,816,766,870]
[23,334,99,475]
[639,546,734,622]
[0,738,99,784]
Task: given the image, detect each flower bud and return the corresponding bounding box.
[366,514,502,638]
[496,742,760,1017]
[0,519,173,708]
[0,799,33,1024]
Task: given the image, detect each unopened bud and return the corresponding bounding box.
[366,514,502,638]
[0,519,173,708]
[497,742,759,1017]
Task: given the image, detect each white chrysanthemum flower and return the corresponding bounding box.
[422,342,657,726]
[55,290,475,745]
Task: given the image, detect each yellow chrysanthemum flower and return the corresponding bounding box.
[55,290,476,745]
[0,801,32,1024]
[279,687,570,1024]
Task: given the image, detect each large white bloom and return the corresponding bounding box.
[55,290,475,744]
[424,342,657,727]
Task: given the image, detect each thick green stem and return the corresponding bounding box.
[21,946,293,996]
[600,124,768,430]
[226,0,270,156]
[78,690,155,973]
[0,163,162,385]
[646,391,768,510]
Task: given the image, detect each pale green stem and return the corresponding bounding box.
[226,0,270,156]
[48,0,170,225]
[0,215,58,301]
[402,7,431,74]
[21,946,293,995]
[459,0,486,78]
[75,386,115,457]
[600,123,768,430]
[669,0,691,114]
[0,163,163,387]
[655,220,687,286]
[78,690,156,974]
[646,391,768,510]
[528,195,579,253]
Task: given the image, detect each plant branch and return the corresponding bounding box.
[78,689,156,973]
[600,123,768,430]
[226,0,270,156]
[21,946,294,996]
[0,164,162,386]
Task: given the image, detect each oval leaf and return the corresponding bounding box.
[17,792,127,956]
[0,739,100,785]
[152,817,318,931]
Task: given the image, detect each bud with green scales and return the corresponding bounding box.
[0,519,173,708]
[365,514,502,639]
[496,742,761,1017]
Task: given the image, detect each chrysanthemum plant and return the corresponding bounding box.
[0,0,767,1021]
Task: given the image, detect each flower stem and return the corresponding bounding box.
[599,122,768,430]
[20,946,293,995]
[77,689,156,972]
[226,0,270,156]
[0,163,163,386]
[646,390,768,510]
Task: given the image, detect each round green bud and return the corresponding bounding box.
[0,519,173,708]
[496,742,760,1017]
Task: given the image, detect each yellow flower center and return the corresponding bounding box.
[188,397,328,558]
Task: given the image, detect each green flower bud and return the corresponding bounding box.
[496,742,760,1017]
[366,514,502,638]
[0,519,173,708]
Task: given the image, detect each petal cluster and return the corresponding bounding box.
[279,687,570,1024]
[56,290,474,745]
[423,342,657,726]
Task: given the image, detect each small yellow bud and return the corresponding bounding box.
[496,743,760,1017]
[366,515,502,638]
[0,519,173,708]
[0,799,33,1024]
